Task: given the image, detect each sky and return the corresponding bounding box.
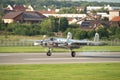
[72,0,120,3]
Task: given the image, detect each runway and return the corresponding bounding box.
[0,52,120,64]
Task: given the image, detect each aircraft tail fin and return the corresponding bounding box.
[67,32,72,41]
[94,33,99,42]
[43,35,47,40]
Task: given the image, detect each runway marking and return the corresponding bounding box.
[25,58,92,61]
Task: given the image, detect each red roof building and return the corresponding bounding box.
[13,5,26,11]
[111,16,120,22]
[110,16,120,27]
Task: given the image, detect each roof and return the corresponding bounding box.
[38,10,56,14]
[23,11,46,20]
[2,11,23,19]
[111,16,120,22]
[80,20,109,30]
[67,18,74,21]
[3,11,46,22]
[13,5,26,11]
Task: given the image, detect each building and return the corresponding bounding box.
[97,12,109,19]
[2,11,23,23]
[110,16,120,27]
[87,6,103,11]
[26,5,34,11]
[80,20,110,30]
[39,10,56,17]
[39,10,86,18]
[87,5,120,13]
[2,11,46,24]
[109,10,120,21]
[6,5,26,11]
[5,5,34,12]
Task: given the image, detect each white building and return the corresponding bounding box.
[109,10,120,20]
[6,5,13,10]
[87,6,103,11]
[43,14,86,18]
[97,12,109,18]
[87,5,120,12]
[26,5,34,11]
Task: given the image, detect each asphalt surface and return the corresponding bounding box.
[0,52,120,64]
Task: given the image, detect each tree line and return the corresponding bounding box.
[1,0,120,10]
[0,17,119,40]
[0,17,68,36]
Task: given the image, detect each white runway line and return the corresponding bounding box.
[25,58,92,61]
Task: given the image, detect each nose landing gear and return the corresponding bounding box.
[47,50,52,56]
[46,48,52,56]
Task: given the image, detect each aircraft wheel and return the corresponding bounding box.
[47,51,52,56]
[71,51,76,57]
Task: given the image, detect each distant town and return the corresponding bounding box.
[2,4,120,25]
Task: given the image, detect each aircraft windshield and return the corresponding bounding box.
[49,38,57,41]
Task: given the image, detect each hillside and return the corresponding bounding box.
[0,0,120,10]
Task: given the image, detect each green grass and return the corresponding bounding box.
[0,46,120,53]
[0,35,43,41]
[0,63,120,80]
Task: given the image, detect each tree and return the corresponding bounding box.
[40,18,52,34]
[31,24,41,35]
[69,23,79,28]
[87,30,96,39]
[109,26,118,35]
[75,30,87,39]
[58,6,83,14]
[7,23,15,32]
[109,26,120,39]
[40,16,59,35]
[59,17,68,32]
[0,19,4,30]
[40,16,68,35]
[64,28,76,38]
[115,27,120,35]
[96,27,109,39]
[12,23,41,36]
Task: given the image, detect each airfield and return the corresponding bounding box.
[0,52,120,64]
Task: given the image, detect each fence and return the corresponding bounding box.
[0,40,34,46]
[107,39,120,46]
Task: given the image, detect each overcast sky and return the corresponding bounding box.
[72,0,120,3]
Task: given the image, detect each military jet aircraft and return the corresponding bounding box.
[34,32,105,57]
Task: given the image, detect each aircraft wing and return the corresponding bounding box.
[70,39,90,45]
[69,39,105,46]
[69,32,106,46]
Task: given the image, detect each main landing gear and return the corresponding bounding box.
[46,48,76,57]
[70,48,76,57]
[71,51,76,57]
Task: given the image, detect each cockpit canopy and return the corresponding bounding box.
[49,37,57,41]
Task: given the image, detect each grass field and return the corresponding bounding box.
[0,46,120,53]
[0,63,120,80]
